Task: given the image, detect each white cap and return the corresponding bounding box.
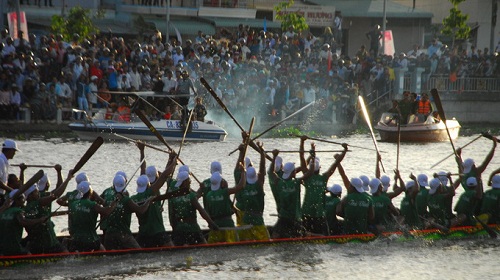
[3,139,20,151]
[113,174,126,192]
[380,175,391,192]
[247,167,258,184]
[405,180,415,190]
[350,177,365,193]
[90,75,98,81]
[463,158,475,173]
[417,174,428,187]
[136,174,149,193]
[210,172,222,191]
[77,181,91,199]
[429,178,441,195]
[466,177,478,187]
[491,175,500,189]
[25,184,38,197]
[210,161,222,174]
[115,171,128,181]
[179,165,190,174]
[328,184,342,195]
[359,175,370,192]
[282,162,295,179]
[369,178,382,194]
[437,171,448,186]
[310,158,320,172]
[175,171,190,188]
[244,157,253,168]
[38,173,49,191]
[146,166,158,184]
[9,189,23,199]
[274,156,283,172]
[75,172,89,184]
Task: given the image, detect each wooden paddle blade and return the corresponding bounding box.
[430,88,447,122]
[242,117,256,157]
[134,107,173,152]
[475,216,498,238]
[72,136,104,174]
[11,169,44,200]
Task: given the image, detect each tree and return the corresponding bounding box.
[274,0,309,32]
[441,0,471,47]
[50,7,101,43]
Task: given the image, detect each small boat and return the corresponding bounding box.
[0,224,497,268]
[375,112,461,142]
[68,91,227,142]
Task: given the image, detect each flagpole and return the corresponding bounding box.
[382,0,386,56]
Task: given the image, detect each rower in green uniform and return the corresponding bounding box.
[300,136,348,235]
[205,166,246,244]
[426,177,464,229]
[454,177,483,226]
[24,168,72,254]
[99,170,128,236]
[68,181,118,252]
[415,174,430,219]
[169,170,219,245]
[57,172,104,206]
[480,174,500,224]
[103,174,154,250]
[0,189,48,255]
[238,141,270,241]
[368,178,400,232]
[399,175,421,229]
[269,148,315,239]
[268,155,283,208]
[197,161,228,210]
[434,171,456,221]
[325,184,343,235]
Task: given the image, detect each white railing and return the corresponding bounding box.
[427,75,500,94]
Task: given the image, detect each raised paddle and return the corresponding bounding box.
[177,102,197,158]
[113,133,171,154]
[265,150,350,153]
[11,164,56,168]
[227,101,316,156]
[358,95,386,173]
[289,134,380,152]
[72,136,104,175]
[430,88,457,156]
[430,134,483,169]
[396,111,401,171]
[9,169,44,201]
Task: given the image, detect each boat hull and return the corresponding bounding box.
[69,119,227,142]
[375,119,461,142]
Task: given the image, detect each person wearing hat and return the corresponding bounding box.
[368,178,400,233]
[434,171,456,221]
[98,170,129,237]
[24,169,73,254]
[205,163,247,244]
[453,177,483,226]
[68,181,120,252]
[480,172,500,224]
[197,160,228,210]
[169,170,218,246]
[325,184,343,235]
[300,136,348,235]
[175,69,195,128]
[399,176,421,229]
[57,172,104,207]
[426,176,463,229]
[268,147,316,239]
[87,75,99,111]
[415,173,430,219]
[0,189,49,255]
[1,139,20,200]
[268,155,283,207]
[456,132,497,191]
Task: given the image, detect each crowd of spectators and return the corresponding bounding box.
[0,22,499,124]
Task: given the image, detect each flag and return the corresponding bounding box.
[171,23,182,45]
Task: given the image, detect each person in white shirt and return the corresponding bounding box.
[161,69,176,93]
[1,38,16,57]
[55,76,73,107]
[0,139,20,198]
[128,65,142,91]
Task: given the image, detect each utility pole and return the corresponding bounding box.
[382,0,386,56]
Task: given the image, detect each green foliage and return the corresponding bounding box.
[50,7,100,43]
[133,15,156,37]
[274,0,309,32]
[441,1,470,40]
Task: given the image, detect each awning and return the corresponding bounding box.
[203,17,282,30]
[27,17,140,35]
[147,18,215,37]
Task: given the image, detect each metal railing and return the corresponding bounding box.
[427,75,500,94]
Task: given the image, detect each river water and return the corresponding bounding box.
[2,134,500,279]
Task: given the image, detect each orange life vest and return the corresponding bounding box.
[117,106,131,122]
[418,100,431,115]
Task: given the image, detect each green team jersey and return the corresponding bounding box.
[201,178,211,209]
[234,169,245,210]
[65,189,80,205]
[169,191,201,233]
[302,174,327,218]
[325,195,341,229]
[277,178,302,221]
[206,188,234,227]
[24,200,59,249]
[106,196,133,235]
[343,192,373,234]
[240,182,265,225]
[131,188,165,237]
[400,194,421,228]
[427,193,449,226]
[461,169,480,191]
[454,189,478,226]
[480,188,500,223]
[99,186,116,230]
[371,194,392,226]
[68,199,99,243]
[0,207,25,255]
[268,169,284,208]
[415,187,429,216]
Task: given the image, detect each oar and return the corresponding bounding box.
[396,112,401,171]
[430,88,457,156]
[177,103,197,157]
[474,216,498,239]
[289,134,380,152]
[227,101,316,156]
[72,136,104,175]
[265,150,349,153]
[133,105,201,184]
[430,134,483,169]
[200,77,272,161]
[10,170,44,201]
[114,133,170,154]
[419,215,449,233]
[358,95,386,173]
[11,164,55,168]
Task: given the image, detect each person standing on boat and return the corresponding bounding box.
[68,181,119,252]
[480,173,500,224]
[397,91,414,124]
[325,184,343,235]
[175,70,195,128]
[0,139,20,204]
[416,92,432,121]
[300,136,348,236]
[169,170,219,246]
[0,189,49,255]
[194,97,207,122]
[269,149,315,239]
[205,166,246,244]
[368,178,400,233]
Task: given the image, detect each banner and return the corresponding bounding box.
[273,5,335,27]
[7,11,29,41]
[381,30,395,57]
